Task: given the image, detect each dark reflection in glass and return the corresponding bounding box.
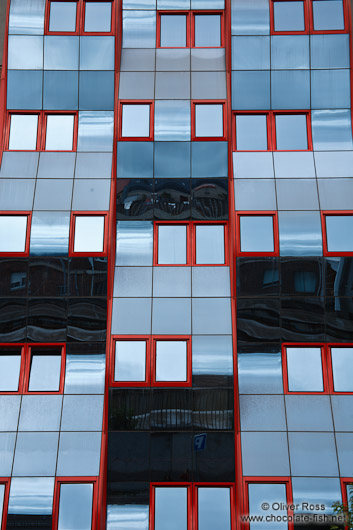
[151,390,192,430]
[116,179,154,220]
[0,298,26,342]
[67,298,106,342]
[69,258,107,297]
[109,389,151,431]
[192,178,228,220]
[326,297,353,342]
[236,258,279,297]
[108,432,150,482]
[150,433,192,482]
[281,297,325,342]
[237,344,283,394]
[236,298,280,342]
[194,432,235,482]
[154,179,191,220]
[27,299,66,342]
[66,342,106,356]
[192,389,233,430]
[325,258,353,297]
[117,142,153,179]
[191,142,228,178]
[281,258,323,296]
[0,259,28,297]
[6,515,52,530]
[107,481,149,508]
[28,258,68,297]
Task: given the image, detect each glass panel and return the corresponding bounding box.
[278,211,323,256]
[115,341,146,382]
[312,0,344,31]
[77,111,114,152]
[9,0,45,35]
[271,35,309,70]
[0,354,21,391]
[30,212,70,256]
[74,216,105,253]
[122,10,156,49]
[195,225,225,264]
[273,1,305,31]
[155,341,187,381]
[292,477,342,518]
[154,100,191,141]
[154,487,187,530]
[45,115,74,151]
[64,354,105,394]
[232,71,271,110]
[194,15,221,47]
[8,35,43,70]
[311,69,350,110]
[287,347,323,392]
[311,34,349,69]
[7,71,43,110]
[160,15,186,47]
[232,36,270,70]
[58,483,93,530]
[0,484,4,523]
[84,2,112,32]
[116,221,153,266]
[240,216,274,252]
[80,36,114,70]
[236,115,267,150]
[331,347,353,392]
[195,104,223,137]
[158,225,187,264]
[312,109,353,151]
[8,477,54,514]
[231,0,270,36]
[275,114,308,150]
[44,35,79,70]
[49,2,77,32]
[79,71,114,111]
[0,216,27,252]
[122,105,150,137]
[326,216,353,252]
[106,504,149,530]
[198,488,231,530]
[9,114,38,150]
[248,483,287,530]
[28,354,61,392]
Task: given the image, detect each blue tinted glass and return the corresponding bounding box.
[44,36,79,70]
[279,211,323,256]
[192,0,224,7]
[271,35,309,69]
[311,70,351,110]
[326,216,353,252]
[155,100,191,141]
[49,2,77,32]
[312,0,344,30]
[122,10,156,48]
[8,477,54,515]
[311,34,349,69]
[231,0,270,35]
[43,71,78,110]
[9,0,45,35]
[106,505,149,530]
[80,36,115,70]
[154,142,191,178]
[271,70,310,109]
[236,115,268,150]
[77,111,114,152]
[238,348,283,394]
[30,212,70,256]
[232,71,270,110]
[116,221,153,265]
[160,15,187,47]
[192,142,228,177]
[79,71,114,110]
[274,1,305,31]
[84,2,112,32]
[194,15,221,47]
[7,71,43,110]
[192,335,233,377]
[232,36,270,70]
[8,36,43,70]
[240,216,274,252]
[312,110,353,151]
[275,114,308,150]
[117,142,154,178]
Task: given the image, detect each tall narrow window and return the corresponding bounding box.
[0,215,30,255]
[45,115,75,151]
[8,114,39,150]
[193,103,225,140]
[114,339,148,385]
[153,338,190,385]
[0,347,23,393]
[120,103,153,140]
[274,113,309,151]
[26,346,63,393]
[193,14,222,47]
[330,347,353,392]
[323,214,353,255]
[284,346,325,393]
[156,224,188,265]
[234,114,269,151]
[57,482,94,530]
[72,214,106,255]
[159,14,188,47]
[195,224,225,264]
[153,487,189,530]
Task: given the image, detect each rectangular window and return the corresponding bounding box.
[158,13,189,48]
[83,1,112,33]
[322,212,353,256]
[271,0,308,34]
[283,344,326,393]
[193,13,222,47]
[45,114,76,151]
[119,102,154,141]
[194,224,226,265]
[113,337,149,387]
[234,113,270,151]
[196,486,234,530]
[47,0,114,35]
[155,223,189,265]
[274,112,311,151]
[70,213,107,256]
[192,102,226,140]
[25,345,65,394]
[245,480,291,530]
[236,212,279,256]
[0,479,10,529]
[48,1,78,33]
[8,114,39,151]
[151,485,190,530]
[54,478,97,530]
[0,214,31,256]
[157,11,224,48]
[311,0,346,32]
[153,337,191,387]
[329,346,353,393]
[0,346,24,394]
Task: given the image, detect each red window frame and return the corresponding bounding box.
[0,478,10,530]
[0,344,26,395]
[5,112,41,152]
[154,221,192,266]
[191,11,225,48]
[191,101,227,141]
[42,112,78,152]
[270,0,310,35]
[52,477,98,530]
[0,212,32,257]
[232,111,271,152]
[45,0,115,36]
[150,483,193,530]
[340,477,353,522]
[45,0,80,35]
[111,335,192,388]
[81,0,115,36]
[118,101,154,142]
[235,212,279,257]
[282,343,329,395]
[309,0,349,34]
[327,343,353,395]
[69,212,109,257]
[157,11,190,48]
[156,10,224,48]
[321,211,353,257]
[193,483,235,530]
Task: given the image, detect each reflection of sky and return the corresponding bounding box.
[107,505,149,530]
[8,477,54,514]
[292,477,342,515]
[30,212,70,255]
[238,352,283,394]
[198,488,231,530]
[65,354,105,393]
[192,336,233,375]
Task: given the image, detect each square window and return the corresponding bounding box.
[0,350,22,392]
[325,215,353,253]
[331,347,353,392]
[8,114,38,151]
[160,14,187,48]
[121,104,152,139]
[45,115,75,151]
[235,114,268,151]
[49,1,77,33]
[286,346,324,392]
[194,14,221,47]
[155,340,187,382]
[73,215,105,254]
[194,103,224,139]
[238,215,276,254]
[273,1,306,32]
[28,350,62,392]
[275,114,308,150]
[157,224,187,265]
[84,2,112,33]
[312,0,345,31]
[114,340,147,383]
[195,225,225,264]
[0,215,29,254]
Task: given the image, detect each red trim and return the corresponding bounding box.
[110,336,151,388]
[69,212,109,257]
[150,483,193,530]
[45,0,115,35]
[45,0,80,36]
[42,111,78,152]
[0,212,32,257]
[235,212,279,257]
[191,11,225,48]
[4,111,41,152]
[272,111,312,152]
[321,211,353,257]
[270,0,310,35]
[23,344,66,395]
[82,0,115,36]
[0,344,26,395]
[52,477,98,530]
[157,11,190,48]
[193,221,229,266]
[154,221,191,266]
[0,478,10,530]
[309,0,349,34]
[118,100,154,141]
[327,343,353,395]
[191,100,227,141]
[232,111,271,152]
[282,343,329,394]
[151,336,192,388]
[193,484,235,530]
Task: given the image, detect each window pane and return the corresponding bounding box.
[0,354,21,391]
[115,341,146,382]
[0,216,28,252]
[196,225,225,264]
[154,487,187,530]
[194,15,221,47]
[8,477,55,515]
[248,483,288,530]
[28,354,61,391]
[198,488,231,530]
[240,216,274,253]
[160,15,186,47]
[74,216,105,253]
[84,2,112,32]
[312,0,344,31]
[9,115,38,150]
[49,2,77,32]
[46,115,74,151]
[275,115,308,150]
[273,1,305,32]
[122,105,150,138]
[158,225,187,264]
[0,484,4,523]
[58,483,93,530]
[325,216,353,252]
[331,347,353,392]
[286,347,323,392]
[236,115,267,150]
[155,341,187,381]
[195,104,223,137]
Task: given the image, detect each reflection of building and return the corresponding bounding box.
[0,0,353,529]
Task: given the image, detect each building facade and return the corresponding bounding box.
[0,0,352,529]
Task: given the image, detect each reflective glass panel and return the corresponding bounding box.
[9,0,45,35]
[122,10,156,48]
[0,484,4,523]
[195,104,223,137]
[8,477,55,514]
[122,105,150,138]
[30,212,70,256]
[160,15,187,47]
[278,211,323,256]
[44,35,79,70]
[155,341,187,381]
[273,1,305,31]
[248,483,287,529]
[9,114,38,150]
[0,216,27,252]
[77,111,114,152]
[0,354,21,391]
[312,0,344,31]
[107,504,149,530]
[326,216,353,252]
[240,216,274,252]
[158,225,187,264]
[84,2,112,32]
[312,109,353,151]
[28,354,61,392]
[45,115,74,151]
[198,488,231,530]
[155,487,187,530]
[231,0,270,35]
[49,2,77,32]
[286,347,323,392]
[115,341,146,382]
[74,216,105,253]
[236,115,267,150]
[275,114,308,150]
[195,225,225,264]
[194,15,221,47]
[331,347,353,392]
[58,483,93,530]
[8,35,43,70]
[154,100,191,141]
[64,354,105,394]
